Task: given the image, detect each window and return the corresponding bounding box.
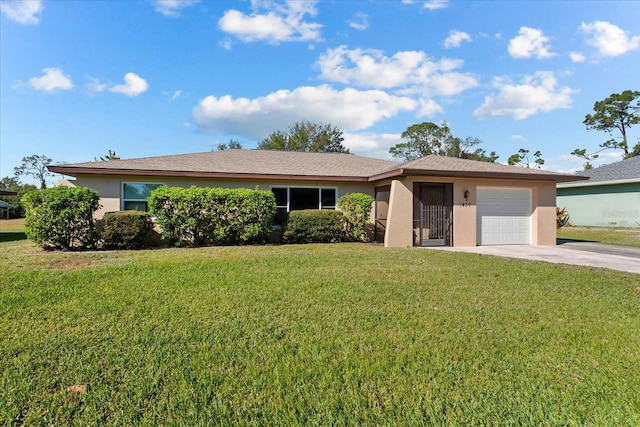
[271,186,337,225]
[122,182,163,211]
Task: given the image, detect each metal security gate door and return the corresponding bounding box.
[414,184,451,246]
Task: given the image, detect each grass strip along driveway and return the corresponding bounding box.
[1,238,639,425]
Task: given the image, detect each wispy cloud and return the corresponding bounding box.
[569,51,586,63]
[152,0,200,17]
[402,0,449,10]
[27,68,74,92]
[347,12,368,31]
[444,30,471,49]
[86,77,107,94]
[0,0,43,24]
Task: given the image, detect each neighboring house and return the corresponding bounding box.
[48,150,585,247]
[557,156,640,228]
[0,190,17,220]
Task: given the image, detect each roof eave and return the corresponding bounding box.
[557,177,640,188]
[369,168,587,182]
[47,166,370,182]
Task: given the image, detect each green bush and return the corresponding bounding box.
[101,211,155,249]
[148,186,276,247]
[337,192,374,242]
[22,186,100,250]
[282,210,346,244]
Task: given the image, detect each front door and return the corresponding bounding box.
[414,184,452,246]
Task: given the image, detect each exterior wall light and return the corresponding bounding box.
[463,189,469,200]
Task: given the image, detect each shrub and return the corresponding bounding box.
[101,211,155,249]
[22,186,100,250]
[149,186,276,247]
[337,192,374,242]
[282,210,346,244]
[557,207,570,229]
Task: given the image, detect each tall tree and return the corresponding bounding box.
[389,122,498,162]
[213,139,243,151]
[258,120,349,153]
[14,154,53,189]
[573,90,640,166]
[508,148,544,169]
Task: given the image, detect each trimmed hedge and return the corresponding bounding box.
[101,211,155,249]
[337,192,374,242]
[22,186,100,250]
[148,186,276,247]
[282,210,346,244]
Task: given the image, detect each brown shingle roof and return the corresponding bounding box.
[48,150,400,181]
[371,155,587,182]
[48,150,586,183]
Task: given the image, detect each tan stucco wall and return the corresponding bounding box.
[67,173,558,247]
[382,176,557,247]
[383,179,413,247]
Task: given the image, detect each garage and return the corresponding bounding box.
[477,188,531,245]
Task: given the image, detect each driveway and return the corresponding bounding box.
[426,240,640,274]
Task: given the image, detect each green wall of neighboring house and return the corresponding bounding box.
[556,182,640,228]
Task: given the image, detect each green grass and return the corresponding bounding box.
[1,233,639,425]
[558,225,640,247]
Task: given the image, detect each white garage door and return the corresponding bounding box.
[477,188,531,245]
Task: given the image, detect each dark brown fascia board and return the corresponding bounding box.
[0,189,18,196]
[47,166,370,182]
[368,168,589,183]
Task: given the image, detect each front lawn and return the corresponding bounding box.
[558,225,640,247]
[1,237,639,425]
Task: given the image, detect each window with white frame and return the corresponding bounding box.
[122,182,164,211]
[271,186,337,225]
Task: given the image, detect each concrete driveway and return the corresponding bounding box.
[426,240,640,274]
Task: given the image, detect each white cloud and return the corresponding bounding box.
[28,68,74,92]
[343,132,403,159]
[0,0,42,24]
[347,11,368,31]
[417,99,443,117]
[580,21,640,57]
[473,71,577,120]
[152,0,200,17]
[109,72,149,97]
[510,134,526,140]
[316,45,477,97]
[569,51,586,63]
[192,85,417,139]
[508,27,555,59]
[218,0,322,44]
[444,30,471,49]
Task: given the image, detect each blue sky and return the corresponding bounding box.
[1,0,639,185]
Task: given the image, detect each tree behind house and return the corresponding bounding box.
[389,122,498,162]
[14,154,53,189]
[259,120,349,153]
